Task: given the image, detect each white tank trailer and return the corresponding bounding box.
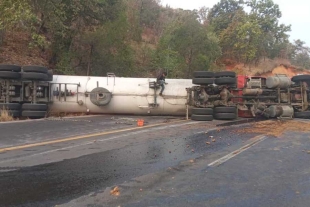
[49,75,194,115]
[49,73,295,119]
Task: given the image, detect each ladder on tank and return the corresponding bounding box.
[149,81,160,108]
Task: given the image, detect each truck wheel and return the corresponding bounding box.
[22,103,48,111]
[294,111,310,119]
[291,75,310,83]
[46,70,53,81]
[214,106,237,113]
[215,77,236,85]
[193,71,214,78]
[0,103,21,110]
[0,71,21,79]
[192,78,214,85]
[214,71,236,78]
[0,110,20,118]
[214,113,237,120]
[0,65,21,72]
[22,110,47,119]
[22,66,48,74]
[191,114,213,121]
[22,72,48,81]
[191,107,213,115]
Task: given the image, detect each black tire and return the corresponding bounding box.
[0,71,21,79]
[191,114,213,121]
[294,111,310,119]
[22,72,48,81]
[215,77,236,85]
[46,70,53,81]
[0,103,21,110]
[191,108,213,115]
[291,75,310,83]
[214,113,237,120]
[193,71,214,78]
[22,110,46,118]
[214,71,236,78]
[192,78,214,85]
[22,66,48,74]
[0,64,21,72]
[214,106,237,113]
[22,103,48,111]
[0,110,20,118]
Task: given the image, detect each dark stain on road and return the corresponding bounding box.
[0,127,259,207]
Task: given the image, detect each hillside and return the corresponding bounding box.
[0,0,309,78]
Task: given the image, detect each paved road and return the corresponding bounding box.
[0,116,309,207]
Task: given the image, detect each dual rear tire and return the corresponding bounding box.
[191,106,238,121]
[0,103,48,119]
[191,108,213,121]
[192,71,237,86]
[214,106,237,120]
[21,103,48,119]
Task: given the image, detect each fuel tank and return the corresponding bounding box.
[48,75,194,115]
[268,105,294,118]
[242,88,263,96]
[266,76,291,89]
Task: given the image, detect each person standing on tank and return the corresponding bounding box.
[156,71,168,96]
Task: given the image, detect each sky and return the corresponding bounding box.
[160,0,310,47]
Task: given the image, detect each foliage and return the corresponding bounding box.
[0,0,310,77]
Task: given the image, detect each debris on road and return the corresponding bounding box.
[235,120,310,137]
[110,186,120,196]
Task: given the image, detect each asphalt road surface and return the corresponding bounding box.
[0,115,310,207]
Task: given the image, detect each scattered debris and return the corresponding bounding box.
[235,120,310,137]
[110,186,120,196]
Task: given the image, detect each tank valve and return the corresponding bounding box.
[78,100,84,105]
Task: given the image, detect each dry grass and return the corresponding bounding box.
[0,109,14,122]
[47,110,87,118]
[235,120,310,137]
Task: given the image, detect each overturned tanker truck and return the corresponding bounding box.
[0,64,309,121]
[0,64,193,118]
[187,71,310,121]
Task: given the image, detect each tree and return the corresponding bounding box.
[208,0,244,35]
[156,12,221,78]
[246,0,291,59]
[220,10,262,64]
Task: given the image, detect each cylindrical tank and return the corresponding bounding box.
[242,88,263,96]
[268,105,282,118]
[266,76,291,89]
[268,105,294,118]
[49,75,194,115]
[281,105,294,117]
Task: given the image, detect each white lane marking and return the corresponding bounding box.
[0,121,207,164]
[208,135,267,167]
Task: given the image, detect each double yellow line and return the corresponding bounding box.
[0,119,187,153]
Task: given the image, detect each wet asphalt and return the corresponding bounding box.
[0,116,310,207]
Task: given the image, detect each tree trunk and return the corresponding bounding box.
[87,45,93,76]
[0,29,5,46]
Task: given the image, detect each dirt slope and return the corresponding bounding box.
[0,30,49,66]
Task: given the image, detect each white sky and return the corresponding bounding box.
[160,0,310,47]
